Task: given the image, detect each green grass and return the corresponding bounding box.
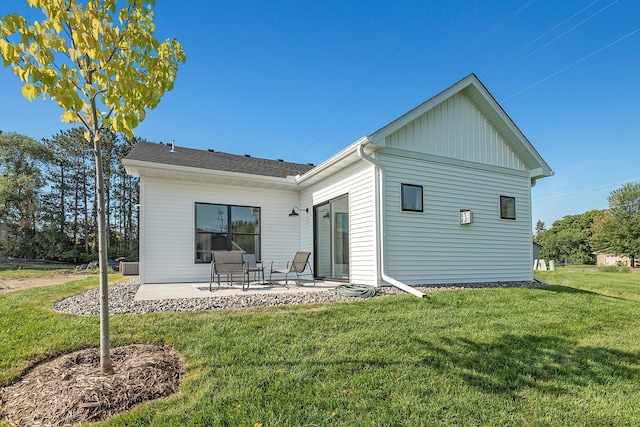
[0,261,80,278]
[2,272,640,426]
[598,265,631,273]
[537,269,640,301]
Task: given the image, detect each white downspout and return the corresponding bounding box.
[357,140,425,298]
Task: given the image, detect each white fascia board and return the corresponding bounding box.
[368,73,554,179]
[294,136,377,186]
[463,81,554,178]
[529,167,554,180]
[369,75,477,145]
[122,158,298,188]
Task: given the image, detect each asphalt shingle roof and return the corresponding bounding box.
[124,141,315,178]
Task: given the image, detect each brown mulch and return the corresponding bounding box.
[0,344,184,427]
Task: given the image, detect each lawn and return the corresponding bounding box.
[2,271,640,426]
[537,268,640,301]
[0,261,78,279]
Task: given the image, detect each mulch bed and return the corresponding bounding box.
[0,344,184,427]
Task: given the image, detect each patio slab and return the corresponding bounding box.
[134,280,342,301]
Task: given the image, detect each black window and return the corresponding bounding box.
[401,184,423,212]
[500,196,516,220]
[195,203,260,263]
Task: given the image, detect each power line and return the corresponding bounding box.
[503,26,640,101]
[290,1,482,161]
[351,0,537,142]
[493,0,618,78]
[533,176,640,202]
[497,0,602,65]
[289,4,444,161]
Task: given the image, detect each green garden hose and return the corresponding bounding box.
[334,284,378,298]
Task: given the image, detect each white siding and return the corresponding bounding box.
[381,152,533,284]
[300,162,377,285]
[140,177,301,284]
[386,92,527,171]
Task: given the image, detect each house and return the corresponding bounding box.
[594,251,639,267]
[123,74,553,292]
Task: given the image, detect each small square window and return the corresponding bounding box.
[401,184,423,212]
[500,196,516,220]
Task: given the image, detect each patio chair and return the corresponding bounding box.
[269,251,315,287]
[242,253,264,284]
[210,250,247,292]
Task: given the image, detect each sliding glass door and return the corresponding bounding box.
[314,195,349,280]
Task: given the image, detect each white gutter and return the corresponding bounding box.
[357,140,425,298]
[295,136,371,184]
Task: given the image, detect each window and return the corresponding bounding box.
[401,184,423,212]
[500,196,516,220]
[195,203,260,263]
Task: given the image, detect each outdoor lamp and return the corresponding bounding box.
[289,206,308,216]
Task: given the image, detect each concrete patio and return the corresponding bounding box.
[134,279,345,301]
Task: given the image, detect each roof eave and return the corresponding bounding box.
[123,158,299,190]
[294,136,378,186]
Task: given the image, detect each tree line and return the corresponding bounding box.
[0,128,142,263]
[535,182,640,266]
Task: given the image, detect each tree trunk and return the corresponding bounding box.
[91,129,114,375]
[73,158,79,251]
[83,152,89,254]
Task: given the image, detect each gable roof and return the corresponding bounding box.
[123,74,552,188]
[368,73,553,180]
[124,141,314,178]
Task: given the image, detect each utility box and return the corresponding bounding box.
[121,262,139,275]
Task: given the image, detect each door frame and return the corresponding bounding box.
[313,194,349,281]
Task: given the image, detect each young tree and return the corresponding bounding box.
[0,0,185,373]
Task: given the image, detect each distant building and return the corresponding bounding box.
[594,251,639,267]
[533,241,542,261]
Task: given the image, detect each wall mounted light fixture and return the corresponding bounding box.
[288,206,309,217]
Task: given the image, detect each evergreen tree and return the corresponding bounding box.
[0,132,51,257]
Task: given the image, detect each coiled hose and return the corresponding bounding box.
[334,284,378,298]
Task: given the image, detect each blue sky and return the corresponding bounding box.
[1,0,639,229]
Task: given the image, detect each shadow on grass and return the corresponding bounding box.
[535,284,638,302]
[534,285,601,296]
[413,333,640,398]
[204,329,640,404]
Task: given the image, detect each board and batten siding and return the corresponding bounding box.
[380,151,533,284]
[140,177,301,284]
[300,162,377,285]
[385,92,528,172]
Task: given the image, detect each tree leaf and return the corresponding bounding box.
[61,110,76,123]
[21,83,38,101]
